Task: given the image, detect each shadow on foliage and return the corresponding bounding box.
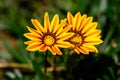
[60,53,116,80]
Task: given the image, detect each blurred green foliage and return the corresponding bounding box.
[0,0,120,80]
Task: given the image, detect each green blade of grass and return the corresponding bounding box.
[2,39,26,63]
[31,59,44,80]
[17,39,31,64]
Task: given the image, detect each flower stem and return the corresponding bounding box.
[100,26,115,52]
[52,56,56,80]
[44,51,48,80]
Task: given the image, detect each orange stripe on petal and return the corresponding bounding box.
[82,44,98,53]
[80,17,93,31]
[87,46,98,53]
[73,12,81,30]
[24,33,41,41]
[26,42,41,51]
[31,19,44,34]
[50,14,59,32]
[56,41,74,48]
[26,26,41,36]
[56,25,72,37]
[84,30,101,37]
[79,14,87,30]
[39,44,47,52]
[44,12,50,32]
[67,12,73,25]
[79,46,89,54]
[54,45,62,55]
[48,46,56,55]
[83,17,93,26]
[57,33,74,40]
[56,27,63,37]
[53,19,66,33]
[74,47,81,54]
[82,22,98,34]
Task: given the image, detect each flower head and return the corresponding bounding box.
[24,12,74,55]
[66,12,103,54]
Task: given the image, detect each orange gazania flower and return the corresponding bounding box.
[24,12,74,55]
[66,12,103,54]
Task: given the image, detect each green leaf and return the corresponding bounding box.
[29,53,44,80]
[103,75,110,80]
[108,67,115,80]
[17,39,31,64]
[31,59,44,80]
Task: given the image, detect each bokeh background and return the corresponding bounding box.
[0,0,120,80]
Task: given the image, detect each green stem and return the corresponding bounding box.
[53,56,56,80]
[100,26,115,52]
[44,51,48,80]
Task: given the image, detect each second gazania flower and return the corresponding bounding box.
[66,12,103,54]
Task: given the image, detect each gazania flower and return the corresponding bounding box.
[24,12,74,55]
[66,12,103,54]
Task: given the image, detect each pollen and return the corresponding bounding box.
[69,33,82,45]
[43,35,55,46]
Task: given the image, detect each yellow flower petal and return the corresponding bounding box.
[84,30,101,37]
[85,35,101,41]
[56,41,74,48]
[73,12,81,30]
[85,38,102,42]
[56,25,72,36]
[81,22,98,34]
[57,33,74,40]
[81,14,87,21]
[85,39,103,45]
[24,33,41,41]
[67,12,73,25]
[74,48,80,54]
[55,26,63,36]
[53,19,66,33]
[78,14,87,30]
[48,46,57,55]
[39,44,47,52]
[50,14,59,32]
[82,44,98,53]
[24,41,34,45]
[79,46,89,54]
[54,45,62,55]
[74,46,89,54]
[26,42,41,51]
[26,26,41,36]
[31,19,44,34]
[44,12,50,32]
[80,17,93,31]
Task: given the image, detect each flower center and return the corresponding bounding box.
[69,33,82,45]
[44,35,55,46]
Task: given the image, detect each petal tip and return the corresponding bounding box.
[67,12,72,16]
[31,19,35,22]
[45,12,49,17]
